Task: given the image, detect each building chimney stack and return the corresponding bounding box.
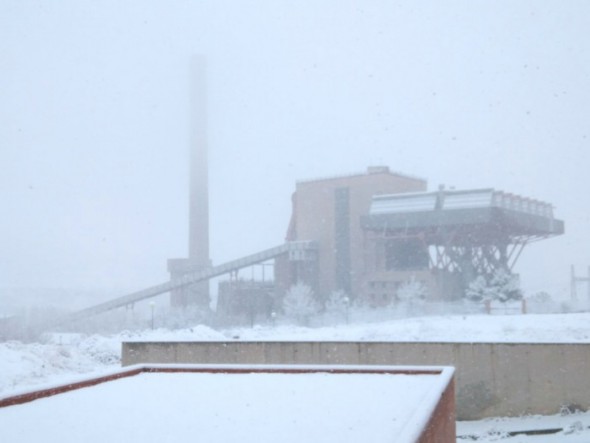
[189,55,210,265]
[168,56,211,308]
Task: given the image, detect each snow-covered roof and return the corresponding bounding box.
[0,364,454,443]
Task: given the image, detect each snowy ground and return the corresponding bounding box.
[456,411,590,442]
[1,312,590,442]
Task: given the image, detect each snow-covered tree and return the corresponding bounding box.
[396,277,428,303]
[465,269,522,303]
[325,290,350,313]
[282,283,319,325]
[391,277,428,317]
[465,275,491,302]
[490,269,522,302]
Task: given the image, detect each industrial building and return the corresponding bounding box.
[274,166,427,302]
[165,60,563,314]
[60,163,564,326]
[271,167,563,307]
[360,187,564,304]
[56,59,564,324]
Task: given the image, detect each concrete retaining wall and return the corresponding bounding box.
[122,341,590,420]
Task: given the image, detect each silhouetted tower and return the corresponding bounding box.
[168,56,211,308]
[188,57,210,272]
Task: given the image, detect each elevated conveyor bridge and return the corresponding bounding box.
[59,241,317,325]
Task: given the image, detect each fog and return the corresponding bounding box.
[2,1,589,305]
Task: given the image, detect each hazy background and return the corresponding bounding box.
[1,1,589,307]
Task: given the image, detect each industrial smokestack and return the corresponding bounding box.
[189,55,210,266]
[168,56,211,308]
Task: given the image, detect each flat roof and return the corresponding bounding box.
[296,166,426,186]
[0,364,453,443]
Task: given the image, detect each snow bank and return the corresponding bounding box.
[1,313,590,398]
[222,313,590,343]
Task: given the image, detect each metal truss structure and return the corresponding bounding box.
[362,188,564,292]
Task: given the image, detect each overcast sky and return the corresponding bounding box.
[1,1,589,299]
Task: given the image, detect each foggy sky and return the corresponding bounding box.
[1,1,589,298]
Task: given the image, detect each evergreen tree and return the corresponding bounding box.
[465,269,522,303]
[396,277,428,303]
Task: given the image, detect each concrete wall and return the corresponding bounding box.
[122,341,590,420]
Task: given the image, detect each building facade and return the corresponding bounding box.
[276,166,427,302]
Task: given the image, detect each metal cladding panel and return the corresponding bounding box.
[443,190,494,209]
[362,207,564,240]
[371,194,437,214]
[363,208,494,231]
[499,209,565,236]
[364,189,563,240]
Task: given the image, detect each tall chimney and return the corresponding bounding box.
[189,56,210,266]
[168,56,211,308]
